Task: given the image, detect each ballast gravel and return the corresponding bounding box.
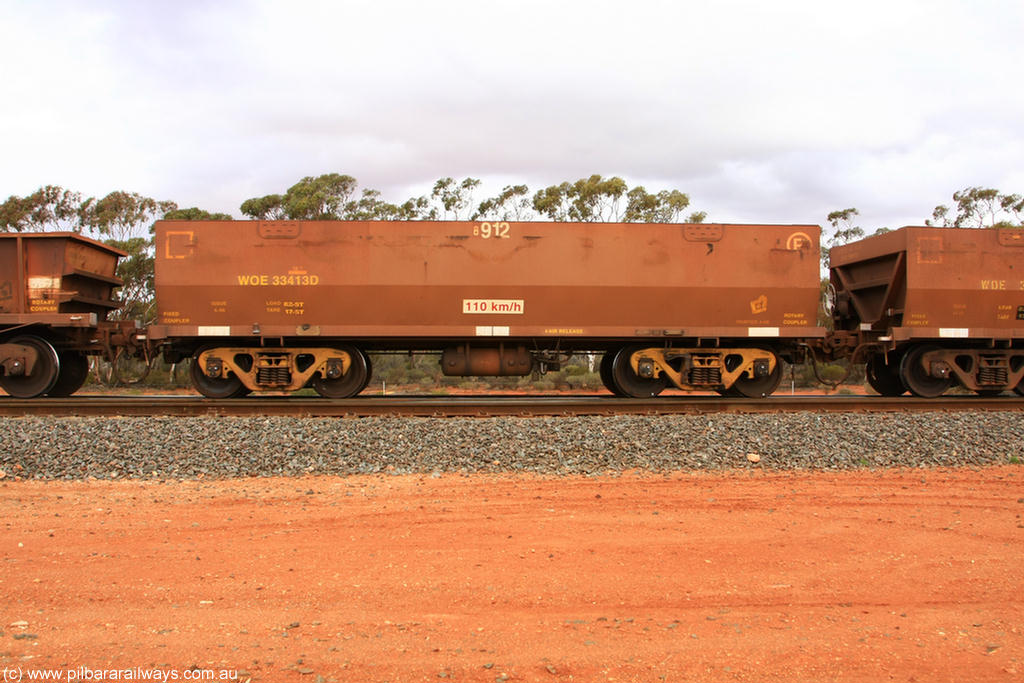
[1,412,1022,480]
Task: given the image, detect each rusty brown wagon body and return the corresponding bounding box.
[149,220,825,398]
[830,226,1024,397]
[0,233,131,397]
[8,220,1023,400]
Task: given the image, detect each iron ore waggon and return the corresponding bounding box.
[830,226,1024,397]
[149,220,825,398]
[4,221,1024,399]
[0,233,133,397]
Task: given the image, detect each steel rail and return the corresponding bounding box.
[0,394,1022,417]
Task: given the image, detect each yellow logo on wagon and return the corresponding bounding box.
[786,232,812,251]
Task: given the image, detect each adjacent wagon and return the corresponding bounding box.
[830,226,1024,396]
[0,233,130,397]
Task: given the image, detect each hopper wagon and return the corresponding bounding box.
[0,233,133,397]
[148,220,826,398]
[830,226,1024,396]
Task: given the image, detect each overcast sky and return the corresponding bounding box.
[2,0,1022,232]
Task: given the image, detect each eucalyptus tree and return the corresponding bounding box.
[927,187,1024,228]
[0,185,88,233]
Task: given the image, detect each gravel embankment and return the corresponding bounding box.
[1,412,1022,480]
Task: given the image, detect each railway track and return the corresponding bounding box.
[0,394,1022,417]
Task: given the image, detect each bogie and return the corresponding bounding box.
[189,346,369,398]
[613,346,783,398]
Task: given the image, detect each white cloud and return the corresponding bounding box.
[1,0,1022,228]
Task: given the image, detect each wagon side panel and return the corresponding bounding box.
[152,220,824,344]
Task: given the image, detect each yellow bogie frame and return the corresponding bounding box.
[196,347,352,393]
[628,347,779,393]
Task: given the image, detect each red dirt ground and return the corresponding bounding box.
[2,467,1022,682]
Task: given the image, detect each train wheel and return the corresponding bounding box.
[730,351,783,398]
[599,352,624,396]
[0,335,60,398]
[357,350,373,393]
[610,346,667,398]
[47,351,90,397]
[189,354,246,399]
[1014,383,1024,397]
[899,345,951,398]
[865,354,905,396]
[311,345,370,398]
